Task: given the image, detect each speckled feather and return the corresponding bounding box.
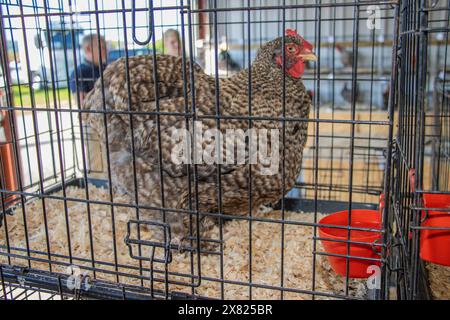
[82,35,312,245]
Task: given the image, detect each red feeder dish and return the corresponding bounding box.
[319,209,382,278]
[420,193,450,266]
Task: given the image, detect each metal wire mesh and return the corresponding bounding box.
[0,0,436,300]
[389,0,450,300]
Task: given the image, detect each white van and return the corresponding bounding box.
[6,19,84,90]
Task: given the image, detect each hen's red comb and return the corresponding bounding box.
[285,29,313,50]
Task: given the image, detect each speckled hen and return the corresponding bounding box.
[82,29,316,250]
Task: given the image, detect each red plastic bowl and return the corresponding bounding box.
[319,210,382,278]
[420,194,450,266]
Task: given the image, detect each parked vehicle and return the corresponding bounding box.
[107,47,152,64]
[6,19,85,90]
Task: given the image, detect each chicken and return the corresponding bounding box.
[217,37,241,75]
[383,85,390,110]
[336,44,353,69]
[218,49,241,74]
[82,29,316,250]
[341,82,361,104]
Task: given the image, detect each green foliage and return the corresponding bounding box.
[11,85,70,107]
[152,38,164,54]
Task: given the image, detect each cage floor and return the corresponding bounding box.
[0,184,373,300]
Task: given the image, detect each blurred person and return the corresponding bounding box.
[70,34,107,105]
[163,29,181,57]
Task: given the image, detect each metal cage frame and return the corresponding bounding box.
[0,0,447,300]
[389,0,450,300]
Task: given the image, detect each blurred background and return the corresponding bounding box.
[0,0,449,203]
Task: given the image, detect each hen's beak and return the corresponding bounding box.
[298,47,317,61]
[299,53,317,61]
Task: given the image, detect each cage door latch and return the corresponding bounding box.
[124,219,172,264]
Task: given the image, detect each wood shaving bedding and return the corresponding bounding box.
[2,184,371,299]
[426,264,450,300]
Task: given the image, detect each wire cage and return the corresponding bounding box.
[389,0,450,300]
[0,0,429,300]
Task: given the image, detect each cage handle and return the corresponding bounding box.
[421,210,429,224]
[371,238,382,255]
[131,0,153,46]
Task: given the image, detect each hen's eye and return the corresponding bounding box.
[287,45,297,53]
